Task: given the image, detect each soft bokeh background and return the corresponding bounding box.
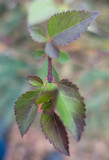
[0,0,109,160]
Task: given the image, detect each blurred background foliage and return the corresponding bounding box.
[0,0,109,160]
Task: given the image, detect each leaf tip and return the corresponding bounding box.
[41,112,70,156]
[91,11,100,19]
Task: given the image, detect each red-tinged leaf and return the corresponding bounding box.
[26,75,43,87]
[56,79,86,141]
[41,112,69,156]
[48,10,99,45]
[15,89,41,136]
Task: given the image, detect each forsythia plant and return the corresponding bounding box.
[15,10,99,156]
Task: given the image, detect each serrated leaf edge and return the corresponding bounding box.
[57,79,86,141]
[49,10,99,37]
[49,10,99,46]
[14,90,38,137]
[40,112,70,156]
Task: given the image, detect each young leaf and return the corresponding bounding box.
[26,75,43,87]
[56,51,70,64]
[33,50,45,59]
[48,10,99,45]
[36,83,57,105]
[56,79,86,141]
[36,90,56,105]
[45,42,60,58]
[15,89,41,136]
[41,89,58,114]
[28,26,47,43]
[41,112,69,156]
[43,82,57,91]
[41,101,54,114]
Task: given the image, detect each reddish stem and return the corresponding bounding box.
[38,103,43,112]
[48,57,52,83]
[52,77,56,85]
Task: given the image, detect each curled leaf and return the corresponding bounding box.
[26,75,43,87]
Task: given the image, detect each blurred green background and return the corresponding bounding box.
[0,0,109,160]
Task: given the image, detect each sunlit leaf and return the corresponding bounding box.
[26,75,43,87]
[41,112,69,156]
[28,26,47,43]
[15,89,41,136]
[48,10,99,45]
[56,79,86,141]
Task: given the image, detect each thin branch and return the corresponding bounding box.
[48,57,52,83]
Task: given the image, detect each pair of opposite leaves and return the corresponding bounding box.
[29,10,99,58]
[15,75,86,156]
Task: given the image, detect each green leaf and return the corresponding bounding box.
[37,59,60,82]
[28,26,47,43]
[48,10,99,45]
[15,89,41,136]
[28,0,58,25]
[41,112,69,156]
[56,79,86,141]
[45,42,60,58]
[26,75,43,87]
[44,82,57,91]
[33,50,45,59]
[56,51,70,64]
[41,101,53,114]
[36,90,56,105]
[41,91,57,114]
[36,83,57,105]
